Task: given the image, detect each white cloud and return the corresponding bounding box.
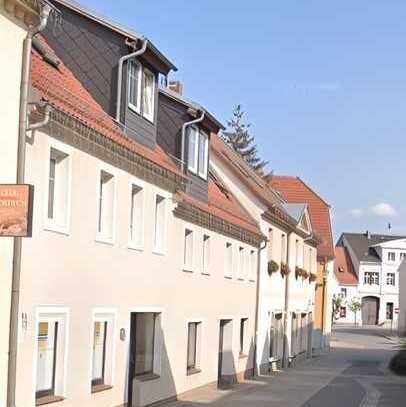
[370,203,398,218]
[350,208,363,218]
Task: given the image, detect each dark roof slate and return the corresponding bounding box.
[339,232,406,263]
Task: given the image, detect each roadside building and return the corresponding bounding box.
[399,259,406,337]
[210,136,320,373]
[332,246,359,324]
[0,1,59,405]
[10,2,265,406]
[335,232,406,326]
[268,176,335,352]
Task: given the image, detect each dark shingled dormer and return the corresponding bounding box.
[157,84,224,202]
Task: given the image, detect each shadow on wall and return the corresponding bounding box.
[123,316,178,407]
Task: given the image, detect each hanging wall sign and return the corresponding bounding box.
[0,184,34,237]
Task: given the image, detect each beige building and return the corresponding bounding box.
[10,20,265,406]
[399,259,406,337]
[210,136,319,373]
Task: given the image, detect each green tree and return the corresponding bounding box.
[222,105,268,174]
[348,299,362,326]
[331,295,344,324]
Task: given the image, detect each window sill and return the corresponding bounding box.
[36,395,65,406]
[202,271,210,276]
[128,243,144,252]
[44,224,70,237]
[183,267,194,273]
[135,373,160,382]
[95,236,115,246]
[224,275,233,280]
[237,278,245,282]
[91,384,113,394]
[128,103,141,115]
[249,279,256,283]
[152,249,166,256]
[187,368,202,376]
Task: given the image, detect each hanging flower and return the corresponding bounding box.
[280,262,290,277]
[268,260,280,276]
[309,273,317,282]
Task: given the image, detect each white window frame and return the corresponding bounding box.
[127,59,142,114]
[225,242,233,279]
[33,307,70,404]
[153,192,168,255]
[141,67,155,122]
[249,249,256,282]
[388,251,396,262]
[239,317,249,356]
[186,318,203,373]
[237,246,245,280]
[95,163,117,245]
[128,178,145,251]
[89,309,117,392]
[197,131,209,180]
[386,272,396,286]
[183,226,194,272]
[187,125,199,174]
[44,139,72,236]
[202,233,211,275]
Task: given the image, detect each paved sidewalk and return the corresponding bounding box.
[167,327,406,407]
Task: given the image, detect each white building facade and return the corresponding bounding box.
[334,233,405,326]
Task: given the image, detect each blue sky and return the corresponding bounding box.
[81,0,406,240]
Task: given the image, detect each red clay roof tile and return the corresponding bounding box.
[334,246,358,285]
[269,176,335,258]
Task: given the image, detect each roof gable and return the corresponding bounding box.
[334,246,358,285]
[269,175,334,259]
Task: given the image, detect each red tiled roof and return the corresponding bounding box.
[180,174,262,237]
[30,37,260,239]
[210,134,284,209]
[269,176,334,259]
[30,36,182,177]
[334,246,358,285]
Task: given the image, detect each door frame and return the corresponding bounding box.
[361,296,380,325]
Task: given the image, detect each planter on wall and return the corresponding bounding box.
[268,260,280,276]
[280,262,290,277]
[309,272,317,282]
[295,266,309,280]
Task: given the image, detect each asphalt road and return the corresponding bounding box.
[171,325,406,407]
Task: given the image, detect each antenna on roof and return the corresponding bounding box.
[388,222,392,232]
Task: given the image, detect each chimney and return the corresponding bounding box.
[168,80,183,95]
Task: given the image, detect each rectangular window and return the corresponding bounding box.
[198,132,209,179]
[387,273,396,286]
[154,195,166,253]
[129,183,144,248]
[239,318,248,356]
[128,60,141,113]
[97,170,115,242]
[400,253,406,261]
[386,303,394,320]
[225,242,233,278]
[35,310,68,403]
[340,307,346,318]
[142,68,155,122]
[295,240,300,267]
[92,321,107,386]
[388,252,396,262]
[135,313,157,376]
[187,126,199,174]
[237,247,245,280]
[281,234,287,263]
[249,250,256,281]
[268,229,273,261]
[36,321,58,399]
[202,234,210,275]
[47,147,70,230]
[340,288,347,298]
[187,322,201,371]
[183,228,194,270]
[364,272,379,285]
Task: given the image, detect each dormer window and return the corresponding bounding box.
[187,126,208,179]
[128,60,155,122]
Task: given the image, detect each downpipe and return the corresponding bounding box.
[282,231,292,368]
[7,5,52,407]
[115,38,148,123]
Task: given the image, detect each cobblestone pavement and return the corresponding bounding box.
[168,326,406,407]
